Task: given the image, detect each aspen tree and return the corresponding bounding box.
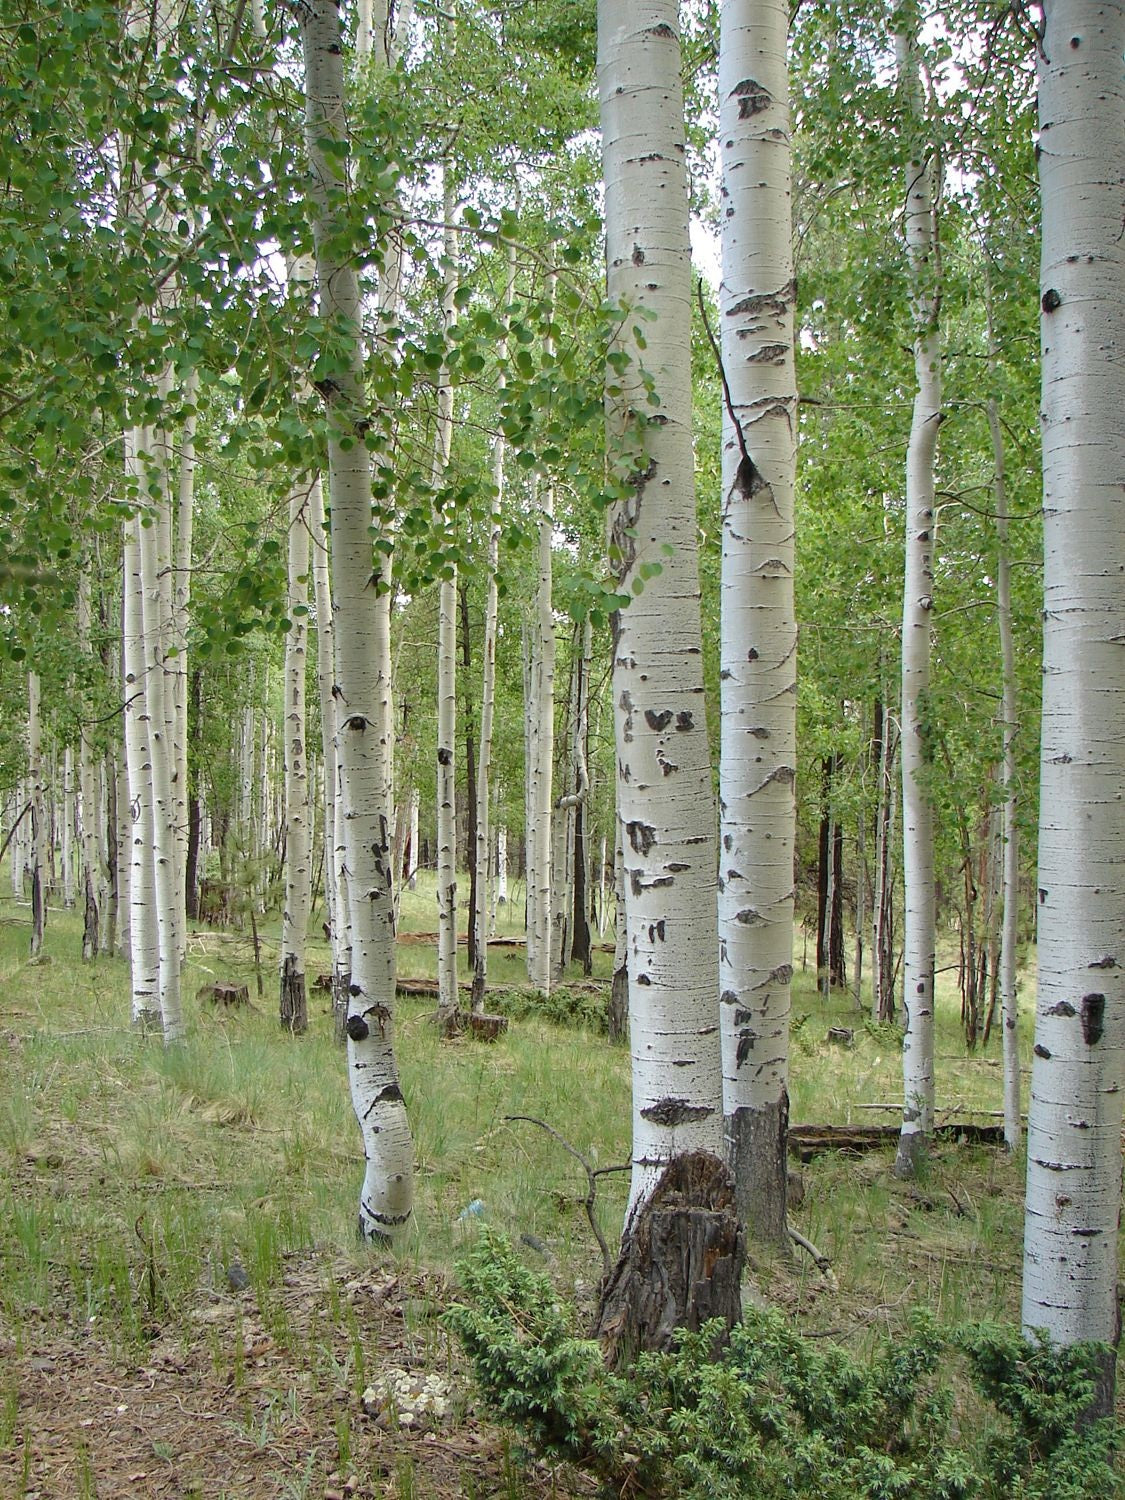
[717,0,798,1247]
[298,0,413,1239]
[599,0,722,1214]
[1021,0,1125,1415]
[893,18,941,1178]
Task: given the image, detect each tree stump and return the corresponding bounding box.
[592,1151,744,1371]
[467,1012,508,1042]
[198,982,249,1008]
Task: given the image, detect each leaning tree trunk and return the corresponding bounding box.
[600,0,722,1215]
[279,479,312,1035]
[715,0,798,1250]
[893,22,941,1179]
[1021,0,1124,1418]
[298,0,413,1240]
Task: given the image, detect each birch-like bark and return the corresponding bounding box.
[983,271,1021,1150]
[470,243,516,1013]
[1021,0,1124,1411]
[61,747,76,910]
[299,0,413,1239]
[133,455,184,1042]
[27,672,47,957]
[600,0,722,1215]
[280,479,311,1034]
[893,24,941,1178]
[433,186,459,1030]
[77,568,101,959]
[171,366,198,956]
[310,476,347,1020]
[525,477,556,994]
[716,0,797,1246]
[122,513,160,1028]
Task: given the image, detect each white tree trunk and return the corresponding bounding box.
[525,481,555,994]
[122,512,161,1028]
[717,0,797,1247]
[310,475,347,1012]
[433,189,459,1029]
[470,244,516,1013]
[893,27,941,1178]
[983,273,1022,1152]
[280,480,312,1034]
[1021,0,1125,1410]
[76,568,101,959]
[133,449,184,1042]
[299,0,413,1240]
[61,747,76,910]
[599,0,722,1215]
[27,673,47,957]
[171,366,198,957]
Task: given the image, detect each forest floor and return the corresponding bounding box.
[0,879,1105,1498]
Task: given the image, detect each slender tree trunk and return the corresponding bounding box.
[525,478,556,994]
[27,672,47,957]
[470,243,516,1013]
[170,367,198,960]
[122,515,161,1028]
[600,0,722,1215]
[715,0,797,1247]
[893,22,941,1178]
[433,187,459,1033]
[1021,0,1124,1415]
[280,480,312,1035]
[983,265,1022,1151]
[460,584,478,977]
[77,568,101,959]
[299,0,414,1240]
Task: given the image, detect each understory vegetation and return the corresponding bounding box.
[0,881,1119,1496]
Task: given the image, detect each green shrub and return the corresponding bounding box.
[447,1231,1121,1500]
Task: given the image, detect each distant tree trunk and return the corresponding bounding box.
[1021,0,1124,1416]
[983,263,1022,1151]
[600,0,722,1214]
[122,516,161,1029]
[279,479,311,1036]
[460,583,477,978]
[433,189,459,1034]
[871,697,899,1023]
[27,672,47,958]
[77,568,101,959]
[524,479,555,996]
[894,21,941,1178]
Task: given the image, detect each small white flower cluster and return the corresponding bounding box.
[362,1367,452,1430]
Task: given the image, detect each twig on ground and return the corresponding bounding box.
[504,1114,630,1280]
[788,1226,838,1289]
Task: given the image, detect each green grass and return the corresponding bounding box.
[0,864,1042,1361]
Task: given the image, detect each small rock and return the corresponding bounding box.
[225,1260,250,1292]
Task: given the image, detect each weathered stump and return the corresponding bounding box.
[467,1012,509,1042]
[592,1151,744,1370]
[314,972,333,994]
[198,982,249,1008]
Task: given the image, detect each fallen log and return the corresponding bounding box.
[788,1121,1007,1163]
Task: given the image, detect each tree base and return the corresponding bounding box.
[198,982,250,1008]
[893,1126,927,1179]
[279,957,307,1035]
[726,1096,789,1251]
[592,1151,744,1370]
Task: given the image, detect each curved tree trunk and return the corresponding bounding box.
[1021,0,1125,1416]
[599,0,722,1216]
[299,0,414,1240]
[893,22,941,1179]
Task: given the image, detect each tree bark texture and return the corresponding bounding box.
[894,25,941,1178]
[299,0,414,1240]
[600,0,723,1214]
[1021,0,1125,1409]
[593,1151,744,1371]
[717,0,798,1247]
